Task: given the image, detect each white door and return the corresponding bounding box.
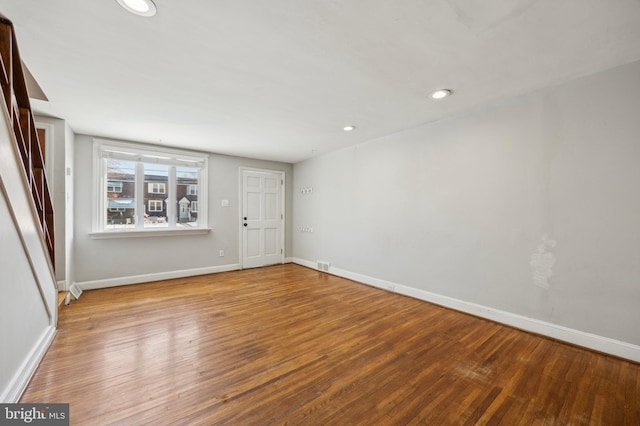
[241,170,284,268]
[179,202,189,220]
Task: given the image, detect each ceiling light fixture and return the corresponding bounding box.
[430,89,452,100]
[116,0,157,17]
[343,125,356,132]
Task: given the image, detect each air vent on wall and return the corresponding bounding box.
[69,283,83,300]
[317,261,330,272]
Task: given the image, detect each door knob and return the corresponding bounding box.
[244,223,247,227]
[243,217,247,220]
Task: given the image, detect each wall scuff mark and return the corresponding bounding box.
[530,234,556,289]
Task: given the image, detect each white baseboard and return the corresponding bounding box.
[1,326,56,403]
[290,257,640,363]
[284,257,294,264]
[56,280,66,291]
[76,264,242,291]
[291,258,315,269]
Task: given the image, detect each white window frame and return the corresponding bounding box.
[107,181,123,193]
[187,184,198,195]
[148,182,166,194]
[148,200,163,212]
[190,201,198,213]
[91,138,210,238]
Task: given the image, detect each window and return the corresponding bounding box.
[148,200,163,212]
[93,139,208,235]
[148,182,166,194]
[107,181,123,193]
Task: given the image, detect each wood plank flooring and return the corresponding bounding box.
[21,264,640,425]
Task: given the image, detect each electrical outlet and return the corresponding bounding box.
[219,250,224,257]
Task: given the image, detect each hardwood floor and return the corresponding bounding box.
[22,264,640,425]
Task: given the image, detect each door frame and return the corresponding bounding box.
[238,167,285,269]
[34,122,55,197]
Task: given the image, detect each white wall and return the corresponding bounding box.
[73,135,293,286]
[0,192,52,402]
[293,60,640,356]
[0,110,56,402]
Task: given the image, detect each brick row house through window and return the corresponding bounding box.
[106,165,135,225]
[106,168,198,226]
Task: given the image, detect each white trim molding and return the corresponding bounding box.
[92,138,209,235]
[1,326,56,403]
[89,228,211,239]
[76,264,241,291]
[290,257,640,363]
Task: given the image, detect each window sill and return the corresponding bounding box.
[89,228,211,239]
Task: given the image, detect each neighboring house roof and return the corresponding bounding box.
[177,177,198,185]
[145,175,168,183]
[143,175,197,184]
[108,197,194,208]
[107,173,135,182]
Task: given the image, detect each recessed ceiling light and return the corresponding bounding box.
[430,89,452,100]
[115,0,157,17]
[343,125,356,132]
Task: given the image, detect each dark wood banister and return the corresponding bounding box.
[0,17,55,269]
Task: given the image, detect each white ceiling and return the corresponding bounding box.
[1,0,640,163]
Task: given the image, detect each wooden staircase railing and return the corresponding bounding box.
[0,17,55,269]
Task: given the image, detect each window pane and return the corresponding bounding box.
[106,159,136,229]
[96,140,208,233]
[107,181,123,193]
[144,163,169,228]
[177,166,199,227]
